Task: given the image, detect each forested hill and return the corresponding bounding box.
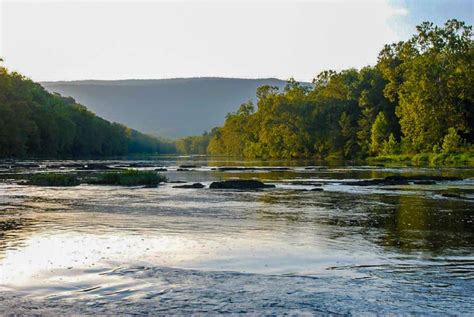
[41,78,291,138]
[0,65,174,158]
[178,20,473,162]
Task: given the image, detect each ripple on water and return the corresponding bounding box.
[1,160,474,314]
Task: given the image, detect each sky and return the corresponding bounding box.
[0,0,472,82]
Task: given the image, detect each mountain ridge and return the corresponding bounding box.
[41,77,303,138]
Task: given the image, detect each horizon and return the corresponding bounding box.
[39,76,297,84]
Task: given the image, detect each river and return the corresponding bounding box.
[0,157,473,314]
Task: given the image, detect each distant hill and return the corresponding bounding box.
[0,66,174,158]
[41,78,293,138]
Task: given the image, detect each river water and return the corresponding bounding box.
[0,157,473,314]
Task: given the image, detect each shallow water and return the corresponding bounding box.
[0,157,473,314]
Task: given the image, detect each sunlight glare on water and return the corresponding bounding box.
[1,158,473,314]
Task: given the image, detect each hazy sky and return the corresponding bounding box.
[1,0,472,82]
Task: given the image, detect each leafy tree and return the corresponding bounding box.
[382,133,400,155]
[442,128,462,153]
[202,21,472,160]
[378,20,473,152]
[370,112,390,155]
[0,64,173,158]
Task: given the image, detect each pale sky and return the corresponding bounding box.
[0,0,472,82]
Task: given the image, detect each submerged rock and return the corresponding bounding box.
[413,180,436,185]
[440,192,473,200]
[155,168,168,171]
[343,175,461,186]
[173,183,205,189]
[179,164,199,168]
[310,188,324,191]
[209,179,275,189]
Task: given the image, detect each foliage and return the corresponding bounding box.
[370,112,390,155]
[28,173,80,186]
[382,133,400,155]
[371,148,474,166]
[86,170,167,186]
[176,129,216,154]
[442,128,462,154]
[0,64,173,158]
[1,20,472,162]
[378,20,473,152]
[199,20,472,161]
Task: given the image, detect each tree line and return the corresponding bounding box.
[178,20,473,160]
[0,64,174,158]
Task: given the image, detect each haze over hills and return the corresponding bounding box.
[41,77,294,138]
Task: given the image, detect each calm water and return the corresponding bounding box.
[0,157,473,314]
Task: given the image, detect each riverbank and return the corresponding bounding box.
[369,152,474,166]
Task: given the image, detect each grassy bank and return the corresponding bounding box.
[87,170,167,186]
[28,173,81,186]
[27,170,167,187]
[369,152,474,166]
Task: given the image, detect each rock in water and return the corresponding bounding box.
[173,183,205,189]
[209,180,275,189]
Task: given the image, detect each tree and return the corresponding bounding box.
[442,128,462,153]
[378,19,473,152]
[382,133,400,155]
[0,64,172,158]
[370,112,390,155]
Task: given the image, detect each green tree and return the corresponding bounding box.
[378,19,473,152]
[370,112,390,155]
[382,133,400,155]
[442,128,462,153]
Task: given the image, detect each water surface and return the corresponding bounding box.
[0,158,473,314]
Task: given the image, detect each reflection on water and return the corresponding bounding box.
[0,158,473,314]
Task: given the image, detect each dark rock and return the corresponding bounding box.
[413,180,436,185]
[441,193,464,199]
[179,164,199,168]
[440,192,473,200]
[177,168,190,171]
[344,175,462,186]
[143,184,158,188]
[209,179,275,189]
[310,188,324,191]
[155,168,168,171]
[173,183,205,189]
[11,163,41,169]
[128,163,160,168]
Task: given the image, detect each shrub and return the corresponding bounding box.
[382,134,400,155]
[28,173,80,186]
[412,153,430,164]
[442,128,462,154]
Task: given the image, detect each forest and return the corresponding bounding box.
[1,20,472,162]
[0,63,174,158]
[178,20,473,163]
